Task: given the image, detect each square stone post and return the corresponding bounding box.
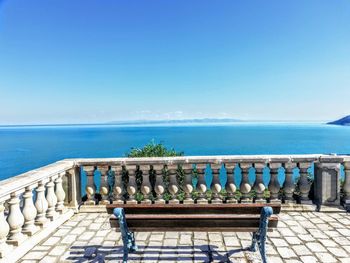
[65,166,82,212]
[314,156,342,206]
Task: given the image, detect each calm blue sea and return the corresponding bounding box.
[1,123,350,181]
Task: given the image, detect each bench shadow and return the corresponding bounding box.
[66,244,250,262]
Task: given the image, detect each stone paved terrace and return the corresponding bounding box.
[2,155,350,263]
[19,209,350,263]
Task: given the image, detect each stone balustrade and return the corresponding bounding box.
[72,154,349,208]
[0,161,76,260]
[1,154,350,261]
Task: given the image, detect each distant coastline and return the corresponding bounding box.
[0,118,328,128]
[327,115,350,126]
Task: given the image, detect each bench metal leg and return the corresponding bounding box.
[250,206,273,263]
[113,208,138,263]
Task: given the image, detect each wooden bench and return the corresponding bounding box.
[107,203,281,263]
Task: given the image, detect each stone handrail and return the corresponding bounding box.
[1,154,350,260]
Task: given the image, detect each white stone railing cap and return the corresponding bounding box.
[0,160,74,201]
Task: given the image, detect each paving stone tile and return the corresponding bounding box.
[269,230,281,237]
[32,245,51,251]
[266,245,279,255]
[297,234,315,242]
[343,245,350,253]
[285,220,300,226]
[77,219,93,227]
[276,247,297,259]
[240,239,252,249]
[337,228,350,236]
[88,236,105,245]
[208,233,222,242]
[292,245,312,256]
[78,231,95,240]
[103,240,116,246]
[70,226,86,235]
[22,251,48,260]
[236,232,251,240]
[39,256,57,263]
[278,228,296,237]
[305,242,327,252]
[299,256,318,263]
[333,236,350,246]
[179,234,192,245]
[88,222,103,230]
[324,230,341,237]
[270,238,289,247]
[315,253,337,263]
[61,234,77,245]
[285,236,302,245]
[162,238,177,246]
[223,236,240,246]
[165,231,179,239]
[42,236,60,246]
[222,231,236,237]
[318,238,338,247]
[226,246,246,258]
[327,247,348,257]
[95,229,110,237]
[310,229,328,239]
[149,233,165,241]
[105,231,121,241]
[267,256,284,263]
[49,245,67,256]
[135,232,150,241]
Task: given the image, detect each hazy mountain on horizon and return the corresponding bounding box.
[106,118,243,125]
[327,115,350,126]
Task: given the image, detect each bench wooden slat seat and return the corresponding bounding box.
[107,203,281,263]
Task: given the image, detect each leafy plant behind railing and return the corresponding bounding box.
[125,140,184,202]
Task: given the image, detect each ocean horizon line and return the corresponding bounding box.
[0,119,330,129]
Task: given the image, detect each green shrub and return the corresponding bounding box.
[124,141,184,202]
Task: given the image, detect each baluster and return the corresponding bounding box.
[240,163,252,203]
[183,164,194,204]
[55,172,66,213]
[154,164,165,204]
[0,201,10,257]
[22,186,38,236]
[211,164,222,204]
[46,176,58,220]
[268,163,282,203]
[112,165,124,204]
[84,166,96,205]
[283,162,297,203]
[140,165,152,204]
[7,192,25,245]
[35,180,48,226]
[225,163,237,203]
[126,165,138,204]
[298,162,312,204]
[343,162,350,206]
[253,163,266,203]
[99,166,110,205]
[168,164,179,204]
[196,164,208,204]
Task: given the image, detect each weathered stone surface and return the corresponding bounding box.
[17,210,350,263]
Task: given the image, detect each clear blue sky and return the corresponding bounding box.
[0,0,349,125]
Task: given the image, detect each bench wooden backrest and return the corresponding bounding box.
[107,203,281,232]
